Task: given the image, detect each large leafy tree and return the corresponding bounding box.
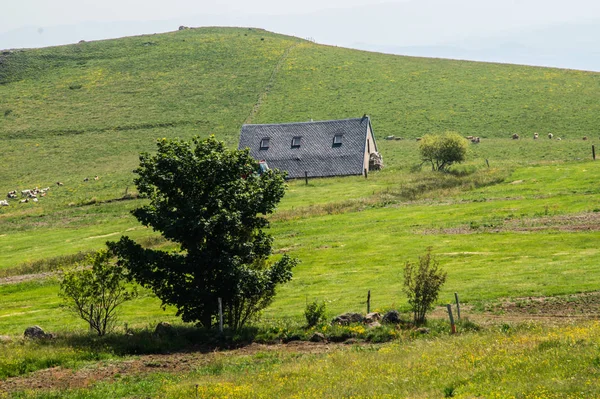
[108,136,297,330]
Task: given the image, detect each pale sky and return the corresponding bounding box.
[2,0,600,71]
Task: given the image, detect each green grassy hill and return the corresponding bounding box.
[1,27,600,331]
[2,27,600,187]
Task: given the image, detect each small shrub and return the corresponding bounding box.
[304,300,327,327]
[69,84,82,90]
[403,247,447,325]
[3,109,12,117]
[419,132,469,172]
[443,386,456,397]
[59,249,138,336]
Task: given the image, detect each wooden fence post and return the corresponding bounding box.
[367,290,371,314]
[593,145,596,161]
[446,304,456,334]
[218,297,223,334]
[364,168,368,179]
[305,171,308,185]
[454,292,461,319]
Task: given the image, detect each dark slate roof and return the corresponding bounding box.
[238,117,374,179]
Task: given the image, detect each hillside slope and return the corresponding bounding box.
[1,27,599,273]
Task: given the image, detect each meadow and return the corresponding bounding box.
[1,27,600,397]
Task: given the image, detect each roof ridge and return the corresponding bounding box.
[242,116,368,128]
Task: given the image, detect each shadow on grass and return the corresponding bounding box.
[55,325,259,356]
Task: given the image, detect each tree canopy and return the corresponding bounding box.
[108,135,297,330]
[419,132,469,171]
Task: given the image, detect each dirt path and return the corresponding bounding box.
[0,271,56,286]
[0,342,336,393]
[244,42,300,125]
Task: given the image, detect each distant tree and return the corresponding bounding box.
[108,135,297,331]
[403,248,447,325]
[59,250,137,336]
[419,132,468,171]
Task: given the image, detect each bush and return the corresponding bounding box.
[59,250,137,336]
[403,248,447,325]
[419,132,468,171]
[304,300,327,327]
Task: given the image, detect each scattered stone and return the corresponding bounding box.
[332,313,364,325]
[367,321,381,329]
[154,322,174,337]
[309,332,326,342]
[178,26,189,30]
[369,152,384,170]
[0,335,12,342]
[382,310,401,324]
[364,312,382,324]
[24,326,51,339]
[415,327,430,334]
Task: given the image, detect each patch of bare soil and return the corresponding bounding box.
[481,291,600,318]
[0,272,56,286]
[0,342,336,394]
[429,291,600,327]
[417,211,600,235]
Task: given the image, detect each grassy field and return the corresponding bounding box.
[2,27,600,397]
[2,321,600,398]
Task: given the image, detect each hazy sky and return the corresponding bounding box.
[2,0,600,71]
[4,0,598,34]
[1,0,393,32]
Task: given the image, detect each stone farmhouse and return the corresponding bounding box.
[238,116,382,179]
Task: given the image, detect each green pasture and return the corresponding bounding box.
[1,27,600,338]
[2,160,600,335]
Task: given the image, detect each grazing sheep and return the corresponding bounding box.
[94,176,99,180]
[83,177,89,182]
[385,135,395,140]
[0,200,8,206]
[56,182,64,186]
[548,133,553,139]
[557,137,562,141]
[32,198,38,202]
[512,133,519,140]
[583,136,588,141]
[416,137,422,142]
[533,132,539,139]
[471,137,480,143]
[19,198,29,203]
[21,189,31,197]
[466,136,474,140]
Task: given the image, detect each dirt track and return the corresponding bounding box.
[0,341,336,393]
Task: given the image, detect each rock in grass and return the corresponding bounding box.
[309,332,326,342]
[364,312,382,323]
[24,326,50,339]
[154,322,174,337]
[0,335,12,342]
[382,310,401,324]
[332,313,363,325]
[367,321,381,329]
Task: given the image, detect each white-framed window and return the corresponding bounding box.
[291,136,302,148]
[260,137,270,150]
